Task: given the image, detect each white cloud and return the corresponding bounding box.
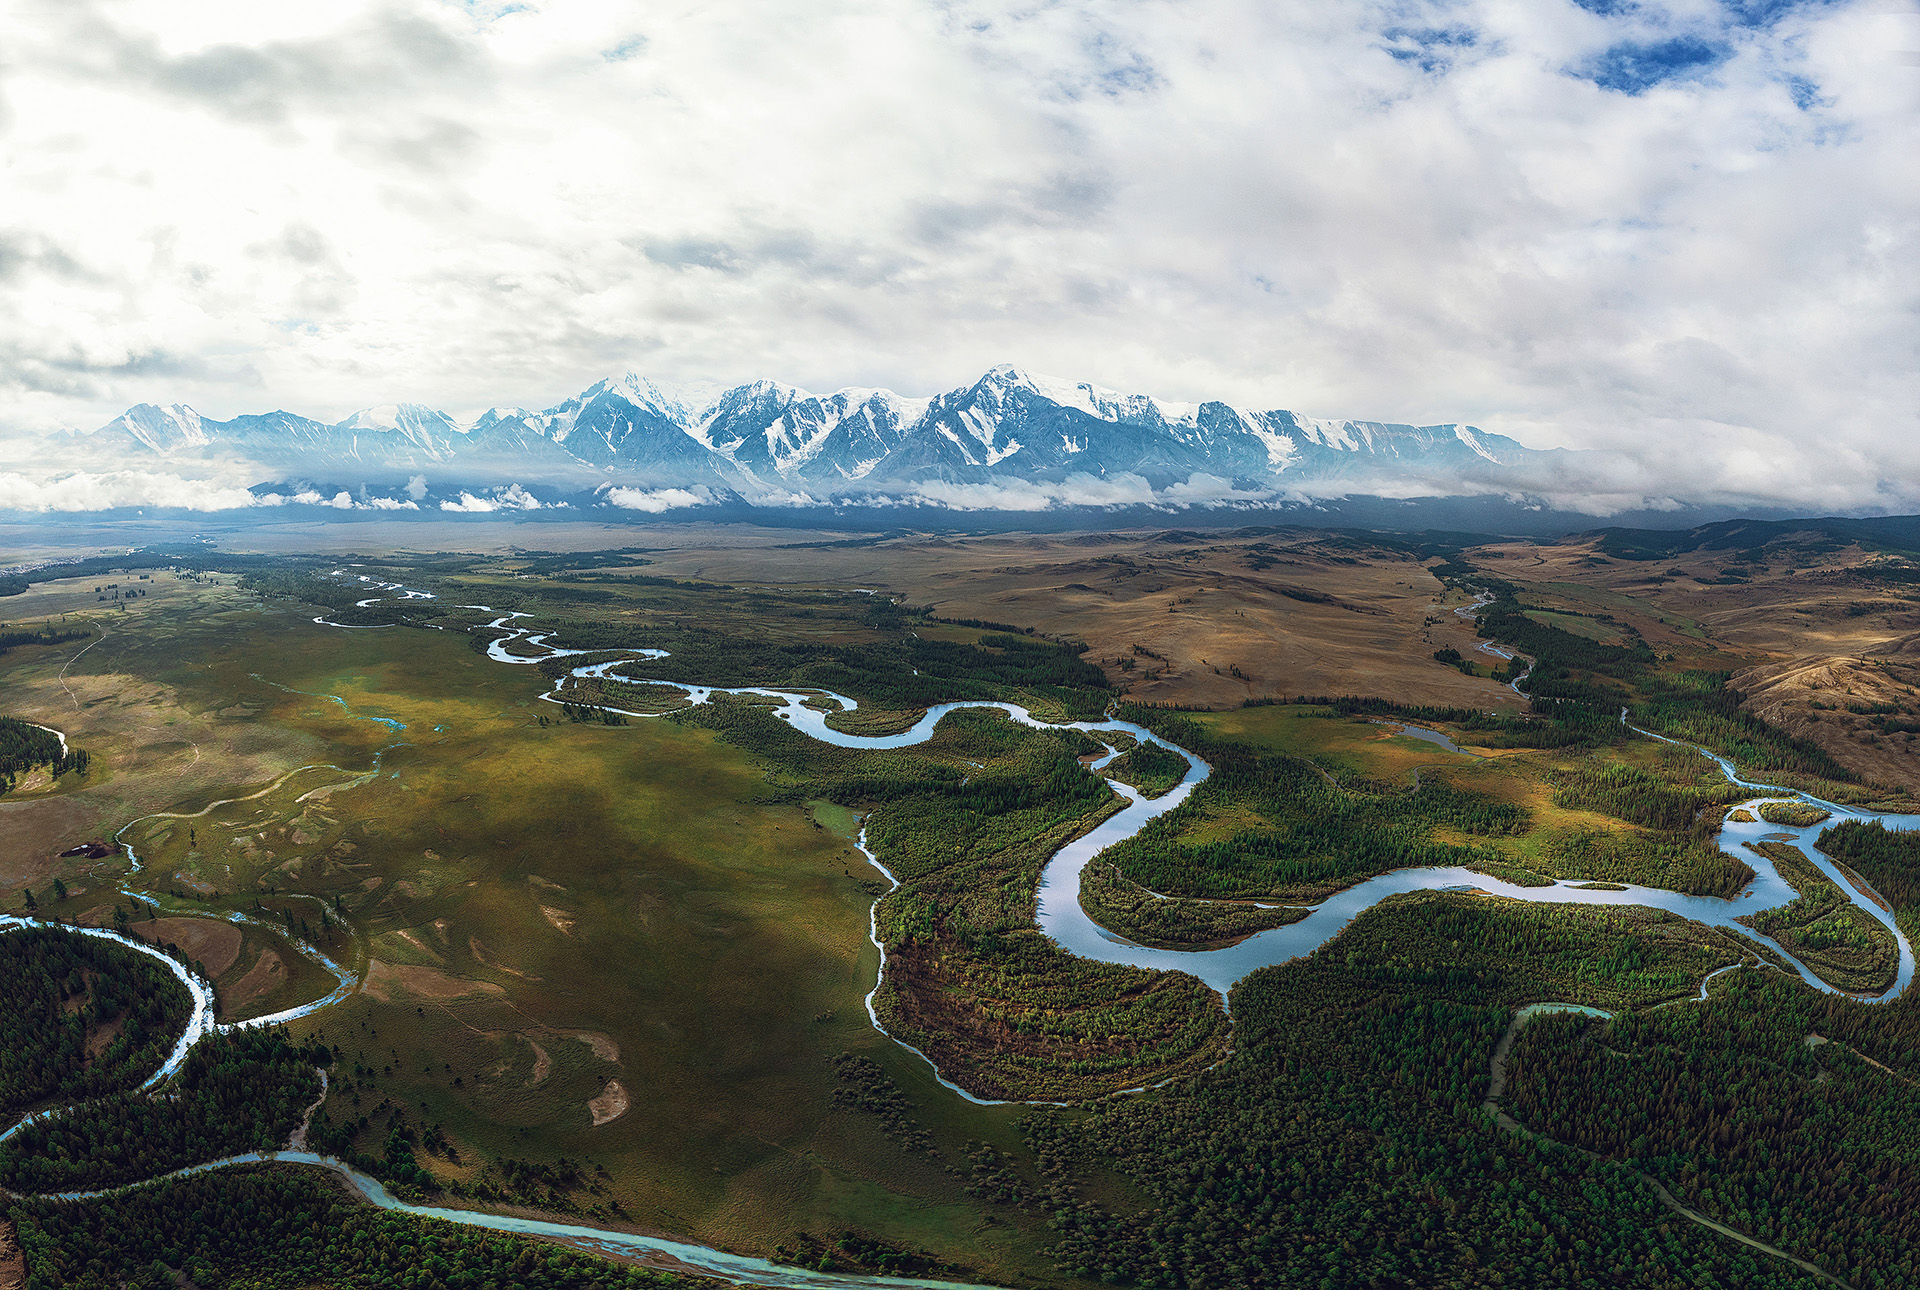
[365,494,418,510]
[440,482,546,512]
[404,473,429,501]
[0,1,1914,511]
[0,470,263,512]
[601,485,712,512]
[904,472,1290,512]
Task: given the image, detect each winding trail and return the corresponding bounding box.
[56,618,107,713]
[6,576,1919,1288]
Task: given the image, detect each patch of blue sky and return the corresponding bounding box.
[602,35,647,63]
[1043,31,1160,102]
[1573,0,1840,24]
[1379,25,1479,74]
[1718,0,1845,30]
[1578,35,1731,94]
[1784,74,1824,110]
[1085,33,1161,98]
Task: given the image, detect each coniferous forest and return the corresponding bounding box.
[0,928,190,1116]
[0,1029,328,1194]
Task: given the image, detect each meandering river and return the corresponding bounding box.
[5,577,1916,1289]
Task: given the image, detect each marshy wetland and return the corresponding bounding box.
[8,537,1920,1289]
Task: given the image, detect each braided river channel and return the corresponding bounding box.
[5,574,1918,1288]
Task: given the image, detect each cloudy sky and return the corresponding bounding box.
[2,0,1916,512]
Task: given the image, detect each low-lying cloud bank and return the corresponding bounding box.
[0,470,266,513]
[599,484,715,513]
[0,465,1804,524]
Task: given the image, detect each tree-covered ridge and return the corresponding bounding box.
[1096,707,1527,900]
[6,1168,691,1290]
[0,1028,328,1194]
[0,928,191,1119]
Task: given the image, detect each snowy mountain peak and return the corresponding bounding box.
[105,403,210,453]
[980,365,1200,427]
[602,373,724,424]
[336,403,459,436]
[470,406,534,427]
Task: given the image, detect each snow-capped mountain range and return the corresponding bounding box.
[83,366,1569,513]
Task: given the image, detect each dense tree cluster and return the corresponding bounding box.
[769,1228,965,1279]
[1739,842,1895,992]
[1815,819,1920,911]
[0,627,90,657]
[1102,741,1188,796]
[1474,582,1655,708]
[0,717,89,792]
[1314,695,1627,750]
[1757,801,1830,827]
[1550,758,1746,831]
[829,1053,935,1155]
[0,928,189,1117]
[0,1029,328,1194]
[510,547,656,575]
[1078,862,1305,948]
[1633,670,1859,790]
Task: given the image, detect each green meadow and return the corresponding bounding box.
[15,580,1081,1284]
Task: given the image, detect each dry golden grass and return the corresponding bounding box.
[1467,531,1920,791]
[628,527,1521,710]
[126,917,244,977]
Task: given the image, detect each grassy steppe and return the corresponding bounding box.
[3,585,1076,1284]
